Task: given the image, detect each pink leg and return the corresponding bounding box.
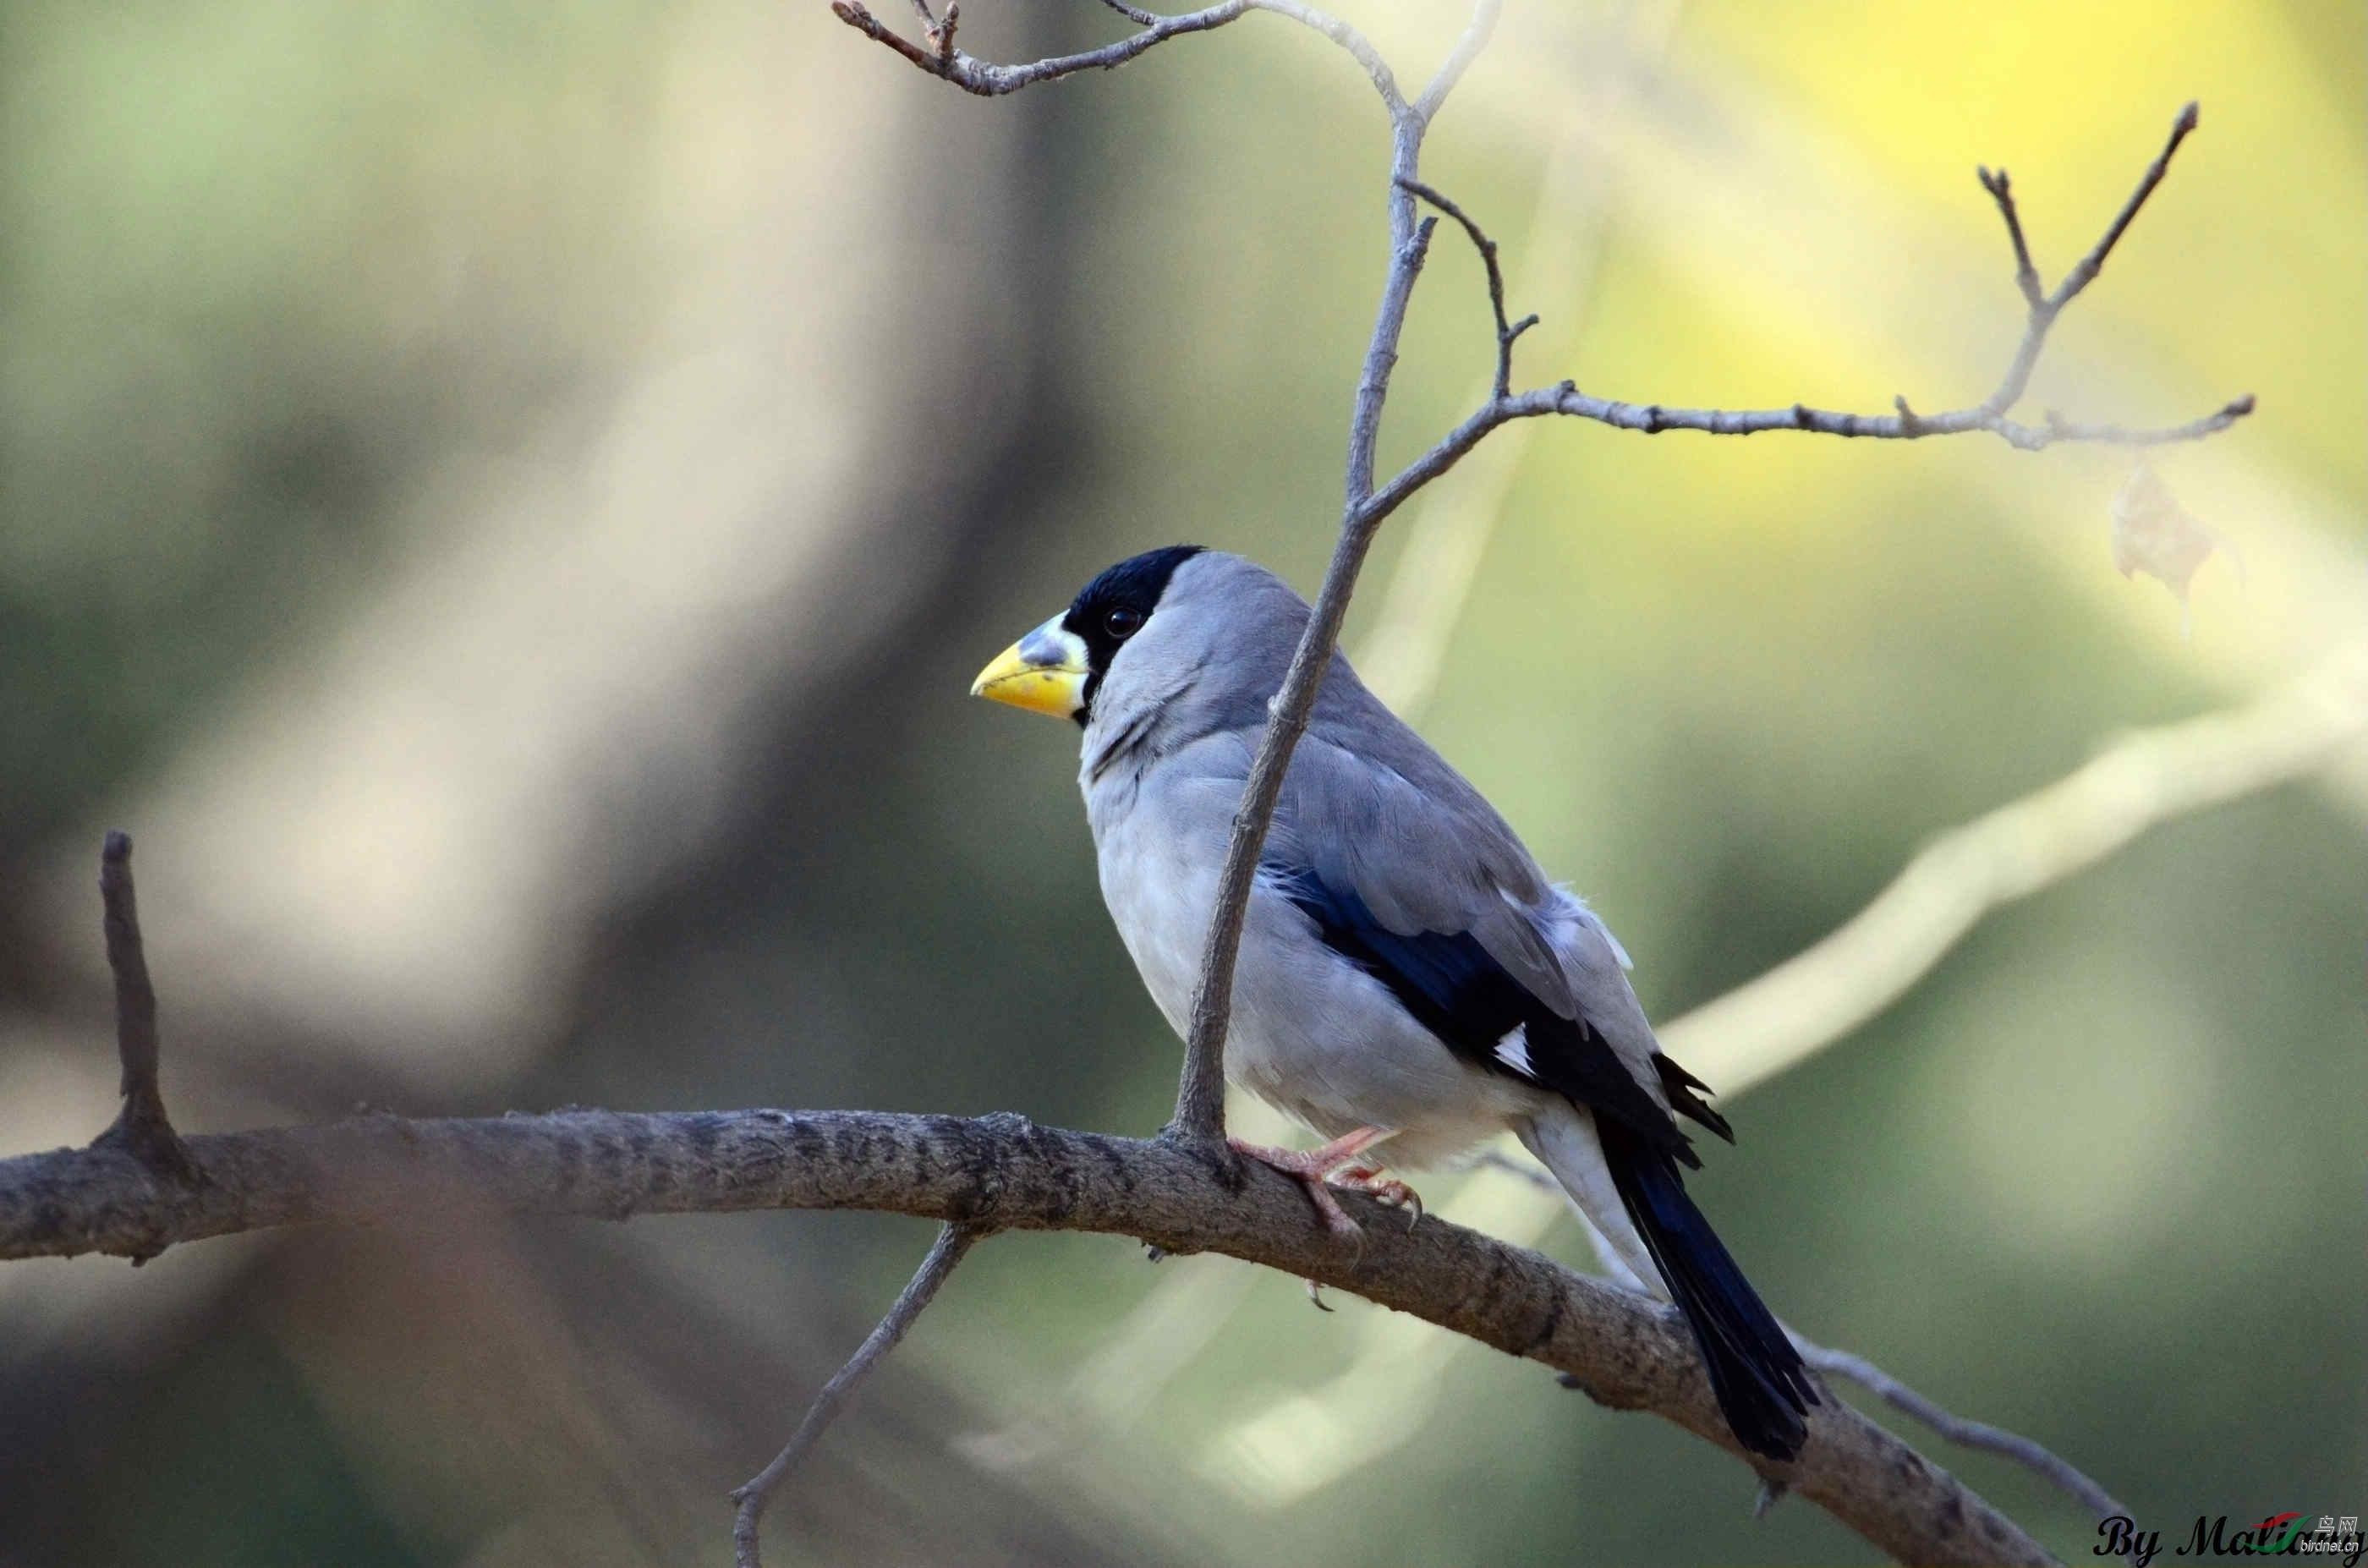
[1227,1127,1398,1239]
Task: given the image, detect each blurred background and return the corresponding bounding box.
[2,0,2361,1562]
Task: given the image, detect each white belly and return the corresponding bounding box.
[1088,773,1535,1170]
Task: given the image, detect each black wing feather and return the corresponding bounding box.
[1269,857,1812,1460]
[1268,860,1693,1164]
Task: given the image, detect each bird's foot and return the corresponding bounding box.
[1335,1164,1423,1229]
[1227,1133,1369,1241]
[1230,1128,1408,1308]
[1227,1127,1400,1241]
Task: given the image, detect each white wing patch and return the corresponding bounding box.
[1494,1024,1535,1077]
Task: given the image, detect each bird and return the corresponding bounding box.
[970,545,1817,1462]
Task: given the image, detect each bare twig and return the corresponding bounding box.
[1399,177,1536,402]
[1662,633,2368,1096]
[830,0,1248,97]
[1976,166,2046,310]
[90,833,195,1190]
[731,1222,986,1568]
[1410,0,1502,124]
[927,0,958,68]
[1170,203,1445,1141]
[1359,101,2250,502]
[830,0,1407,115]
[1170,1,1501,1142]
[1476,1148,2131,1528]
[2052,101,2199,311]
[1796,1338,2130,1531]
[842,3,2245,458]
[0,1106,2048,1566]
[1528,383,2253,452]
[1976,102,2205,422]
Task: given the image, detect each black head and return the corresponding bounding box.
[1060,545,1205,725]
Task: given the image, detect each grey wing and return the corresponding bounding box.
[1259,732,1681,1156]
[1270,727,1570,1012]
[1272,682,1675,1105]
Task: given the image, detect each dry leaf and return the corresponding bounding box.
[2111,461,2239,639]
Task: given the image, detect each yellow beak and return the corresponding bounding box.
[971,615,1089,720]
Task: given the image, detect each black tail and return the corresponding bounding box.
[1599,1119,1817,1461]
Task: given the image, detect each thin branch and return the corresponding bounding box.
[1975,101,2205,421]
[1170,2,1515,1138]
[1475,1149,2131,1530]
[1250,0,1406,115]
[1795,1339,2130,1531]
[1366,101,2247,473]
[1661,633,2368,1097]
[1526,383,2255,452]
[1411,0,1501,125]
[1979,167,2055,312]
[829,0,1251,98]
[91,833,195,1188]
[829,0,1408,117]
[928,1,959,69]
[1976,166,2046,310]
[731,1222,987,1568]
[1170,143,1442,1139]
[1400,177,1535,402]
[2051,101,2199,311]
[0,1107,2048,1566]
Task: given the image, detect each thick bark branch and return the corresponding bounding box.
[3,1106,2046,1565]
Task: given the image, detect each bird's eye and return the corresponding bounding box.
[1105,607,1145,639]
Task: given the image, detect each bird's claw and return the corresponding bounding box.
[1228,1127,1420,1234]
[1335,1164,1423,1229]
[1227,1131,1383,1240]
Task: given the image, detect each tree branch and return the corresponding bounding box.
[0,1107,2049,1566]
[1368,102,2247,471]
[1975,102,2203,421]
[830,0,1247,97]
[1662,633,2368,1096]
[1464,1149,2131,1533]
[1410,0,1500,125]
[731,1221,987,1568]
[1400,177,1536,403]
[91,833,196,1192]
[1795,1337,2130,1531]
[829,0,1408,115]
[1170,0,1499,1141]
[1540,102,2240,449]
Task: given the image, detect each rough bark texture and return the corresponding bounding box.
[1,1106,2049,1566]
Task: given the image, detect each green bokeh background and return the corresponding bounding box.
[2,2,2360,1564]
